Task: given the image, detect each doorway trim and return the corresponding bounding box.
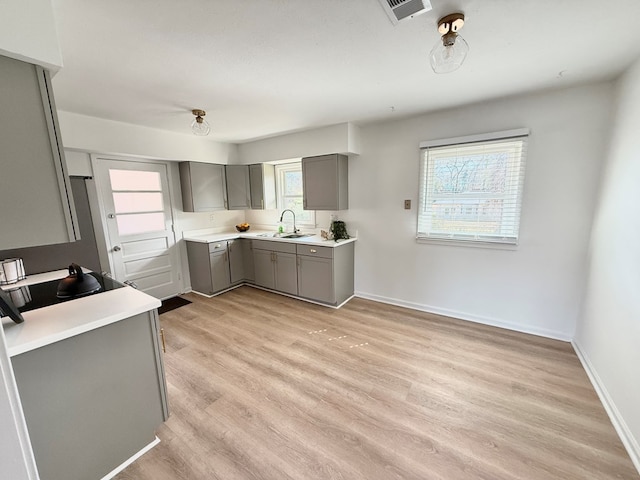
[88,153,185,297]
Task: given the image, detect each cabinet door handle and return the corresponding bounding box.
[310,249,317,253]
[160,328,166,353]
[297,256,300,267]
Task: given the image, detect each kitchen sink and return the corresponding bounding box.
[281,233,313,238]
[256,232,314,239]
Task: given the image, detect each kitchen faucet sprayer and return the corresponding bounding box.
[279,209,299,234]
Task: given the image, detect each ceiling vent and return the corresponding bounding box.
[378,0,432,25]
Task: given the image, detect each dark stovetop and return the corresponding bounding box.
[5,272,125,314]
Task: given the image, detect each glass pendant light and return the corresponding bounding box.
[191,109,211,136]
[430,13,468,74]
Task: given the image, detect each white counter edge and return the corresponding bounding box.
[2,281,161,357]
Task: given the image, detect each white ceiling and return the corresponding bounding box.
[50,0,640,143]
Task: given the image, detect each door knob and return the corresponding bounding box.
[108,213,116,219]
[113,245,122,252]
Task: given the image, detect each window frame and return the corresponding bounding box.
[274,161,316,228]
[417,129,529,247]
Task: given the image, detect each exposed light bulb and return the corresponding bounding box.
[430,13,469,74]
[430,33,469,74]
[191,109,211,136]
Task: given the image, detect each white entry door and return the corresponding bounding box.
[95,158,180,300]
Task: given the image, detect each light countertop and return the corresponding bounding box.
[183,230,357,248]
[1,269,161,357]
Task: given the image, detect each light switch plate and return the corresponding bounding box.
[404,200,411,209]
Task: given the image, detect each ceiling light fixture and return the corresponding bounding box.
[430,13,469,74]
[191,109,211,136]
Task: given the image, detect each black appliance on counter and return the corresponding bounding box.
[0,269,125,323]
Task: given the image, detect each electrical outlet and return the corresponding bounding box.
[209,214,215,222]
[404,200,411,209]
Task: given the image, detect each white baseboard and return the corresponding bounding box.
[354,291,572,341]
[100,436,160,480]
[572,340,640,475]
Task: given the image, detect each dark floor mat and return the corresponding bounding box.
[158,296,192,315]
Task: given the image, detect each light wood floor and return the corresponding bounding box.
[115,287,639,480]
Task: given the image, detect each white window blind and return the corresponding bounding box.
[417,130,528,245]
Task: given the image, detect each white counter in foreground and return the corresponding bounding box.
[1,270,160,357]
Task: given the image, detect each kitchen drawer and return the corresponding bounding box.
[252,239,296,254]
[296,245,333,259]
[208,241,227,253]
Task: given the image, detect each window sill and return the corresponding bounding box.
[416,236,519,251]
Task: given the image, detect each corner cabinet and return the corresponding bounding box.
[302,154,349,211]
[11,310,169,480]
[186,241,231,295]
[0,55,79,250]
[179,162,228,211]
[225,165,251,210]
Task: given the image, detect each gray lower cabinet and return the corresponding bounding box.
[0,55,79,250]
[11,310,168,480]
[302,153,349,211]
[186,241,231,295]
[225,165,251,210]
[228,239,244,284]
[253,248,276,290]
[252,240,298,295]
[179,162,228,211]
[187,237,354,305]
[249,163,277,210]
[297,242,354,306]
[241,238,255,282]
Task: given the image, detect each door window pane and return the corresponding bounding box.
[109,169,161,191]
[113,192,163,213]
[116,212,165,235]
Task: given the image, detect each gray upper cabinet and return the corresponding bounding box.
[249,163,277,210]
[225,165,251,210]
[0,55,79,250]
[302,154,349,211]
[179,162,227,211]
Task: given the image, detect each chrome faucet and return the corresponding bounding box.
[279,209,299,233]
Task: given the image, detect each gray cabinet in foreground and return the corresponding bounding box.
[12,310,168,480]
[0,55,79,250]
